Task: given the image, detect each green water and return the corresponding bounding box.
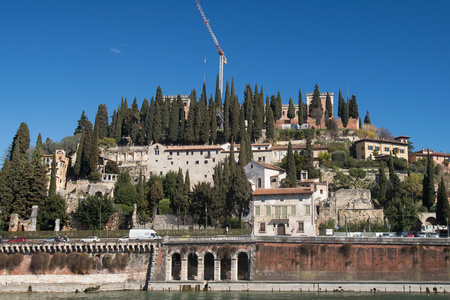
[0,291,448,300]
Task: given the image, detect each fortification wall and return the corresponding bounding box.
[253,242,450,282]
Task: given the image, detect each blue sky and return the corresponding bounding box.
[1,0,449,159]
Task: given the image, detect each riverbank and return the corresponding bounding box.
[1,276,449,294]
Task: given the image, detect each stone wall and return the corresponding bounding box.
[253,242,450,282]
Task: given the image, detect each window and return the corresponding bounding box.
[170,162,173,165]
[186,151,189,155]
[400,149,404,154]
[177,152,179,156]
[160,171,163,176]
[216,150,219,154]
[195,161,199,165]
[320,189,323,194]
[266,206,270,215]
[280,195,284,201]
[169,151,173,155]
[186,161,189,164]
[305,205,311,215]
[255,206,260,216]
[385,147,389,152]
[200,151,203,155]
[204,160,208,164]
[191,151,194,155]
[375,146,380,151]
[299,195,303,201]
[291,206,296,215]
[261,196,265,202]
[361,146,364,150]
[259,222,266,233]
[368,145,373,150]
[204,175,207,178]
[257,178,262,188]
[213,158,215,162]
[298,221,304,232]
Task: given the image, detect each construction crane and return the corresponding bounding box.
[195,0,227,97]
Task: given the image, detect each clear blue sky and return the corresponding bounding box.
[1,0,449,159]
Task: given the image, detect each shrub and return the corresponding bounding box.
[7,253,24,272]
[332,151,347,162]
[29,252,51,274]
[102,254,113,270]
[68,253,93,274]
[115,253,128,270]
[49,252,67,270]
[0,253,8,270]
[88,172,101,182]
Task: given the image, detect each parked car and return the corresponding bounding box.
[8,236,27,243]
[80,236,100,243]
[44,236,61,243]
[406,232,415,237]
[428,233,439,238]
[118,236,130,243]
[414,232,426,238]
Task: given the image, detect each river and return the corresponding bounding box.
[0,291,448,300]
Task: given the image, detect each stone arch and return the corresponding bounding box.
[187,251,199,280]
[170,251,182,280]
[425,217,438,226]
[236,250,250,280]
[203,251,215,280]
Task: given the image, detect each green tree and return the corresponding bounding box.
[341,99,349,128]
[209,95,217,144]
[337,89,344,119]
[325,92,333,119]
[184,90,197,144]
[230,79,240,142]
[229,165,251,228]
[223,81,231,142]
[171,168,189,228]
[309,84,323,119]
[265,103,275,141]
[189,182,213,228]
[38,194,68,231]
[364,110,371,125]
[286,142,297,187]
[29,134,48,216]
[74,111,88,135]
[214,73,222,115]
[378,162,388,207]
[149,181,164,228]
[436,177,450,225]
[94,104,109,140]
[422,154,435,211]
[48,153,57,197]
[388,154,401,199]
[348,168,367,188]
[76,194,115,230]
[298,89,304,125]
[287,97,295,121]
[252,84,264,142]
[114,172,136,208]
[348,95,359,119]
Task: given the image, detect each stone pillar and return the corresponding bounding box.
[214,258,221,281]
[165,256,172,281]
[54,219,60,232]
[181,257,188,281]
[230,257,238,281]
[29,205,38,231]
[197,257,204,281]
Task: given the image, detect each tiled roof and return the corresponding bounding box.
[252,188,313,196]
[252,161,285,172]
[354,138,409,146]
[272,145,328,150]
[165,145,222,151]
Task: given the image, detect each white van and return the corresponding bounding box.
[129,229,160,241]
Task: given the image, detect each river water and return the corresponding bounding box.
[0,291,448,300]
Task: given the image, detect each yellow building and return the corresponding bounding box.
[43,150,69,191]
[354,136,410,161]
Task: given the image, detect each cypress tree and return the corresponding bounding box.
[130,98,140,142]
[298,89,304,125]
[338,89,344,119]
[0,160,14,230]
[229,141,236,175]
[73,129,84,176]
[214,73,222,114]
[238,106,246,144]
[10,122,30,161]
[38,193,68,230]
[349,95,359,119]
[243,84,254,138]
[286,141,297,187]
[94,104,109,140]
[146,97,155,144]
[80,120,93,177]
[287,97,295,121]
[49,153,57,197]
[13,160,31,218]
[276,91,282,121]
[364,110,371,125]
[388,154,401,199]
[422,154,436,210]
[209,95,217,144]
[266,106,275,141]
[238,134,247,167]
[74,111,88,135]
[177,95,185,143]
[161,97,171,140]
[184,90,197,144]
[90,124,99,174]
[230,164,251,228]
[342,99,349,128]
[325,92,333,119]
[168,98,179,144]
[223,81,231,142]
[29,134,47,213]
[152,98,162,143]
[199,84,210,144]
[309,84,323,127]
[230,79,240,142]
[108,109,118,141]
[252,84,263,142]
[436,177,450,225]
[359,117,362,129]
[140,98,150,124]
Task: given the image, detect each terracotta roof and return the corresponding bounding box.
[252,188,313,196]
[354,138,409,146]
[272,145,328,150]
[252,161,285,172]
[165,145,222,151]
[414,152,450,158]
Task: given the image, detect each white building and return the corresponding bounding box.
[252,187,316,236]
[244,160,286,190]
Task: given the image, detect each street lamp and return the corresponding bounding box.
[447,217,449,238]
